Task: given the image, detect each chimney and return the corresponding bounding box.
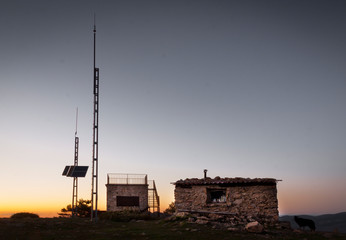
[204,169,208,179]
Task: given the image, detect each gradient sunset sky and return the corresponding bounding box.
[1,0,346,217]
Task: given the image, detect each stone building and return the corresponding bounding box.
[106,173,160,213]
[173,174,279,227]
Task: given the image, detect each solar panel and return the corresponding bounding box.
[69,166,89,177]
[63,165,88,177]
[67,166,75,176]
[62,166,72,176]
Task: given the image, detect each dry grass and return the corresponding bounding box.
[0,217,345,240]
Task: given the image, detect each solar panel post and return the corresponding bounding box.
[72,136,79,217]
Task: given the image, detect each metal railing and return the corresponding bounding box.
[107,173,148,185]
[148,180,160,213]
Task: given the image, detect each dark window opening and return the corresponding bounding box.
[207,189,227,203]
[117,196,140,206]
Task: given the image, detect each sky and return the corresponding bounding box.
[1,0,346,217]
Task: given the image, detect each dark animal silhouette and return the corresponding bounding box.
[294,216,316,231]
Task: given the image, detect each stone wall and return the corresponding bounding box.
[107,184,148,212]
[174,184,278,226]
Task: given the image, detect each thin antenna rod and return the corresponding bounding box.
[75,107,78,136]
[93,13,96,70]
[94,13,96,30]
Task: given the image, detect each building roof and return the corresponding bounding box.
[174,177,278,186]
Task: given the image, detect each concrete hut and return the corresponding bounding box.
[106,173,160,213]
[173,173,279,227]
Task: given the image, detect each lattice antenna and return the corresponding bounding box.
[72,107,79,216]
[91,13,100,222]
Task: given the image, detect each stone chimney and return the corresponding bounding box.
[204,169,208,179]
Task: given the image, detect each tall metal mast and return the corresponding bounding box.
[72,108,79,217]
[91,16,100,221]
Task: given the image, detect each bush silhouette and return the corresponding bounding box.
[164,202,176,215]
[11,212,39,219]
[58,199,91,218]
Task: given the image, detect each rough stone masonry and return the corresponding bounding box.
[173,177,279,228]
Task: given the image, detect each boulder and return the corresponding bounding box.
[175,212,189,218]
[195,217,209,225]
[245,221,264,233]
[195,219,208,225]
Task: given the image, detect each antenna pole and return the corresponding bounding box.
[91,16,100,222]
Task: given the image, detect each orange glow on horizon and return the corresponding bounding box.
[0,198,171,218]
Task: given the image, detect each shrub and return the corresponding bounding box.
[11,212,39,219]
[164,202,176,215]
[58,199,91,218]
